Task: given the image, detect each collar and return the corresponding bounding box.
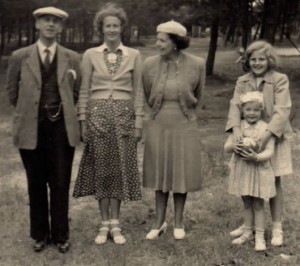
[242,120,263,129]
[239,70,275,84]
[37,39,57,56]
[95,42,129,56]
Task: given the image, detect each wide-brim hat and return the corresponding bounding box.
[33,7,69,21]
[157,20,187,37]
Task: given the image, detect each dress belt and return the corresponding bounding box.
[90,90,132,100]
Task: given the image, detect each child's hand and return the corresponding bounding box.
[233,127,243,142]
[233,141,245,155]
[239,149,258,162]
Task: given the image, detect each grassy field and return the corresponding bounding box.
[1,39,300,266]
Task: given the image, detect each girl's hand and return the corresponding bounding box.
[233,141,245,155]
[239,149,258,162]
[258,130,272,152]
[80,121,87,143]
[134,128,142,142]
[233,127,243,142]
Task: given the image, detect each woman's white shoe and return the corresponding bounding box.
[110,219,126,245]
[173,228,185,240]
[271,229,283,246]
[95,221,110,245]
[146,221,168,240]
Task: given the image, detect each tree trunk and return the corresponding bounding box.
[260,0,282,44]
[206,14,219,76]
[240,0,252,49]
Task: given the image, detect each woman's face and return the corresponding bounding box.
[242,101,262,124]
[156,32,176,57]
[249,49,269,77]
[102,15,122,44]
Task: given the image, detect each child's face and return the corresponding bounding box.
[249,49,269,77]
[242,101,262,124]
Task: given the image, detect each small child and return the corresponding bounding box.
[226,40,293,246]
[225,91,276,251]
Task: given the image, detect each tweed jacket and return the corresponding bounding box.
[143,52,206,120]
[6,43,81,149]
[225,70,292,138]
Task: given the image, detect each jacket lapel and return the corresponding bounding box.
[26,44,42,87]
[57,45,69,86]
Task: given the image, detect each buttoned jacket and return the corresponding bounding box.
[225,70,292,138]
[143,52,206,120]
[6,43,81,149]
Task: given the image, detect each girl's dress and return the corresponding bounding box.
[143,73,204,193]
[73,46,142,203]
[225,120,276,198]
[226,71,293,178]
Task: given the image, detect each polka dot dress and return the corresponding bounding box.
[73,99,141,203]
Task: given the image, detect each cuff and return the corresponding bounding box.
[135,115,143,129]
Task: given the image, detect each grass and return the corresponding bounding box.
[1,39,300,265]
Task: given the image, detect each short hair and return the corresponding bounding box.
[243,40,279,71]
[168,33,190,50]
[94,2,128,36]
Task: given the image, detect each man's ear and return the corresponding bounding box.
[35,20,40,30]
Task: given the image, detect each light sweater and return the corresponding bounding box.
[77,43,144,128]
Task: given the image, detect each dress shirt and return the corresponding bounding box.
[37,40,57,63]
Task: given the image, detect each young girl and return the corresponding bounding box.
[226,40,293,247]
[225,91,276,251]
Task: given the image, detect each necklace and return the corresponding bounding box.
[167,61,179,80]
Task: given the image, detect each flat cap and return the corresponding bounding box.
[157,20,187,37]
[33,7,69,20]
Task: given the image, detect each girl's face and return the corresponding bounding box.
[242,101,263,124]
[156,32,176,57]
[249,49,269,77]
[103,16,122,44]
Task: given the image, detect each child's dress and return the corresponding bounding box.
[225,120,276,199]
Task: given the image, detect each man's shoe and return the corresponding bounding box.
[55,241,70,253]
[33,237,49,252]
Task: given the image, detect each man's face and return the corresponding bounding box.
[35,15,63,41]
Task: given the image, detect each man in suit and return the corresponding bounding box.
[6,7,81,253]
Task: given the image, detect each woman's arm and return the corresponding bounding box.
[77,51,93,121]
[267,74,291,138]
[132,51,144,130]
[194,58,206,109]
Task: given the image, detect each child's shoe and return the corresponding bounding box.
[229,224,245,238]
[232,227,253,245]
[255,229,266,252]
[271,229,283,246]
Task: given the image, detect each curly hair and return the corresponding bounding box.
[94,2,128,37]
[168,33,190,50]
[242,40,279,71]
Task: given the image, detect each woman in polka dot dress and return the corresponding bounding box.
[73,3,143,245]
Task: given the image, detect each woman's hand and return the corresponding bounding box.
[134,128,142,142]
[233,126,243,142]
[80,121,87,143]
[258,130,272,152]
[239,149,258,162]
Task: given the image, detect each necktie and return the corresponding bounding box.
[44,48,51,71]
